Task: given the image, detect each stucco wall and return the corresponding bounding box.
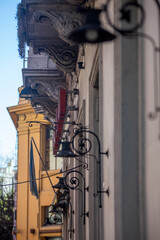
[143,0,160,239]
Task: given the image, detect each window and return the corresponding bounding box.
[45,128,63,170]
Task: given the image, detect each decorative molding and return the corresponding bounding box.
[29,79,67,102]
[19,114,26,121]
[31,98,57,122]
[22,68,66,84]
[22,67,68,123]
[28,79,67,122]
[32,10,84,45]
[33,42,78,72]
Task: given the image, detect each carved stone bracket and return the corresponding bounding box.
[18,1,85,72]
[19,0,82,120]
[29,79,67,121]
[29,79,67,102]
[33,42,78,72]
[32,9,84,45]
[22,68,68,122]
[31,98,57,122]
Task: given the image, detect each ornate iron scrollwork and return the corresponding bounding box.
[105,1,145,35]
[64,170,89,225]
[65,170,86,190]
[33,10,84,45]
[68,125,109,208]
[72,130,92,155]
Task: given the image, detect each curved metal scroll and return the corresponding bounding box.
[105,0,145,35]
[65,170,88,224]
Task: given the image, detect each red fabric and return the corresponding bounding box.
[53,89,66,154]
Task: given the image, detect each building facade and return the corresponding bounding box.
[11,0,160,240]
[8,92,63,240]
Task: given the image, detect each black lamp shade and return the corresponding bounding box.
[20,87,39,99]
[55,142,77,158]
[53,177,69,191]
[69,8,116,44]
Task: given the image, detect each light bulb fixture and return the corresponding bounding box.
[53,177,69,192]
[20,87,39,99]
[68,1,146,44]
[55,141,78,158]
[50,185,70,214]
[69,8,116,44]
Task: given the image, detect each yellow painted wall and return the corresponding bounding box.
[8,101,62,240]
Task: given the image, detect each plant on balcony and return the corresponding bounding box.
[16,2,26,58]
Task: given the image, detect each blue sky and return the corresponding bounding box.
[0,1,23,159]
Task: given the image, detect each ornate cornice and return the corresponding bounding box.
[32,42,78,72]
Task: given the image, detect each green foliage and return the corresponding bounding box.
[0,154,15,168]
[0,189,14,240]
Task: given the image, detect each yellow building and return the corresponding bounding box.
[8,88,62,240]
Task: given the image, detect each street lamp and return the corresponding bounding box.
[69,1,145,44]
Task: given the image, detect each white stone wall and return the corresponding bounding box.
[27,47,56,69]
[143,0,160,240]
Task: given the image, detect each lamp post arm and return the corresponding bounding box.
[27,121,56,131]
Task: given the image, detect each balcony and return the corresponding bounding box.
[17,0,87,72]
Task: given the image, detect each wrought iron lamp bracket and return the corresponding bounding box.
[27,121,56,131]
[61,170,89,225]
[68,228,75,239]
[100,150,109,157]
[70,126,109,208]
[105,0,145,35]
[85,186,89,192]
[98,187,110,197]
[68,229,75,233]
[82,211,89,218]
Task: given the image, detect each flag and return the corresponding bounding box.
[29,140,38,199]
